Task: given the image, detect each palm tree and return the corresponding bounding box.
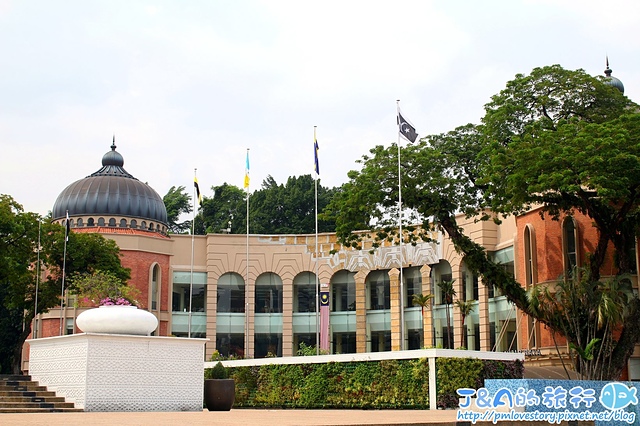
[527,268,634,380]
[454,299,475,348]
[437,280,456,349]
[412,293,434,348]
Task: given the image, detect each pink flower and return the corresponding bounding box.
[99,297,132,306]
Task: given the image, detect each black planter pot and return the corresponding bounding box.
[204,379,235,411]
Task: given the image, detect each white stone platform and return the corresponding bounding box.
[28,333,207,411]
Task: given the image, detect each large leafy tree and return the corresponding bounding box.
[195,176,337,235]
[194,183,247,235]
[0,195,130,374]
[163,185,193,234]
[327,65,640,379]
[251,174,337,234]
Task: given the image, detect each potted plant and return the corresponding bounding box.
[204,361,235,411]
[71,270,158,335]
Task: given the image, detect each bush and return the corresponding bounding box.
[205,361,229,380]
[225,357,523,409]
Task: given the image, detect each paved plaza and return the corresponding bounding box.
[0,409,460,426]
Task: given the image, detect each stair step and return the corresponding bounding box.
[0,396,66,403]
[0,407,84,413]
[0,374,81,413]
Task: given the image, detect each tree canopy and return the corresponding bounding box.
[194,175,337,235]
[163,185,193,234]
[327,65,640,379]
[0,195,130,373]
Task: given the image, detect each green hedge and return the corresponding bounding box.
[226,357,523,409]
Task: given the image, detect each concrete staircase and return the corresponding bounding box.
[0,375,82,413]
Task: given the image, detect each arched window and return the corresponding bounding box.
[562,217,579,277]
[331,270,355,312]
[130,219,137,229]
[255,273,283,313]
[217,272,245,313]
[141,221,147,230]
[150,264,160,310]
[108,218,116,227]
[293,272,316,313]
[524,225,537,286]
[366,270,390,310]
[119,218,127,228]
[87,218,95,226]
[76,218,83,227]
[97,217,105,226]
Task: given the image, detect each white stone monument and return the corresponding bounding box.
[28,309,207,411]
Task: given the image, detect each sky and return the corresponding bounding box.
[1,0,639,217]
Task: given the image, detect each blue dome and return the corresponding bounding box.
[52,139,168,228]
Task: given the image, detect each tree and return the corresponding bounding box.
[412,293,434,348]
[194,183,247,235]
[454,299,475,348]
[327,65,640,379]
[195,176,338,235]
[251,175,337,234]
[163,185,192,234]
[438,280,456,349]
[70,270,140,306]
[0,195,130,374]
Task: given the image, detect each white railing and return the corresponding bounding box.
[204,349,524,410]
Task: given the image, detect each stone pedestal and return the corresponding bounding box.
[28,333,207,411]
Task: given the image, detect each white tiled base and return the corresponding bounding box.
[28,333,207,411]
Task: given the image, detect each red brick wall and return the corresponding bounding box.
[516,209,626,357]
[119,249,171,335]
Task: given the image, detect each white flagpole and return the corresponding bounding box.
[314,126,320,355]
[188,168,196,338]
[59,211,69,336]
[245,148,250,357]
[396,100,405,351]
[34,219,41,339]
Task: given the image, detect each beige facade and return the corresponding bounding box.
[162,214,518,360]
[31,214,519,365]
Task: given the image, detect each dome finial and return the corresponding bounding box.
[603,56,624,94]
[604,55,612,77]
[112,134,116,151]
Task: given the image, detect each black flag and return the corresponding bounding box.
[397,112,418,143]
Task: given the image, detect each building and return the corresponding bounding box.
[26,63,640,379]
[28,140,518,368]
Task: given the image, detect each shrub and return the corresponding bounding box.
[205,362,229,380]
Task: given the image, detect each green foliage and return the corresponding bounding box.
[224,357,522,409]
[436,358,483,408]
[0,194,130,373]
[69,270,140,306]
[296,342,329,356]
[328,64,640,380]
[163,185,192,234]
[194,182,246,235]
[194,176,338,235]
[527,269,634,380]
[205,362,229,380]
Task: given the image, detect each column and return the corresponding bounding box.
[477,276,491,351]
[388,268,401,351]
[281,277,294,357]
[420,264,433,348]
[355,269,368,353]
